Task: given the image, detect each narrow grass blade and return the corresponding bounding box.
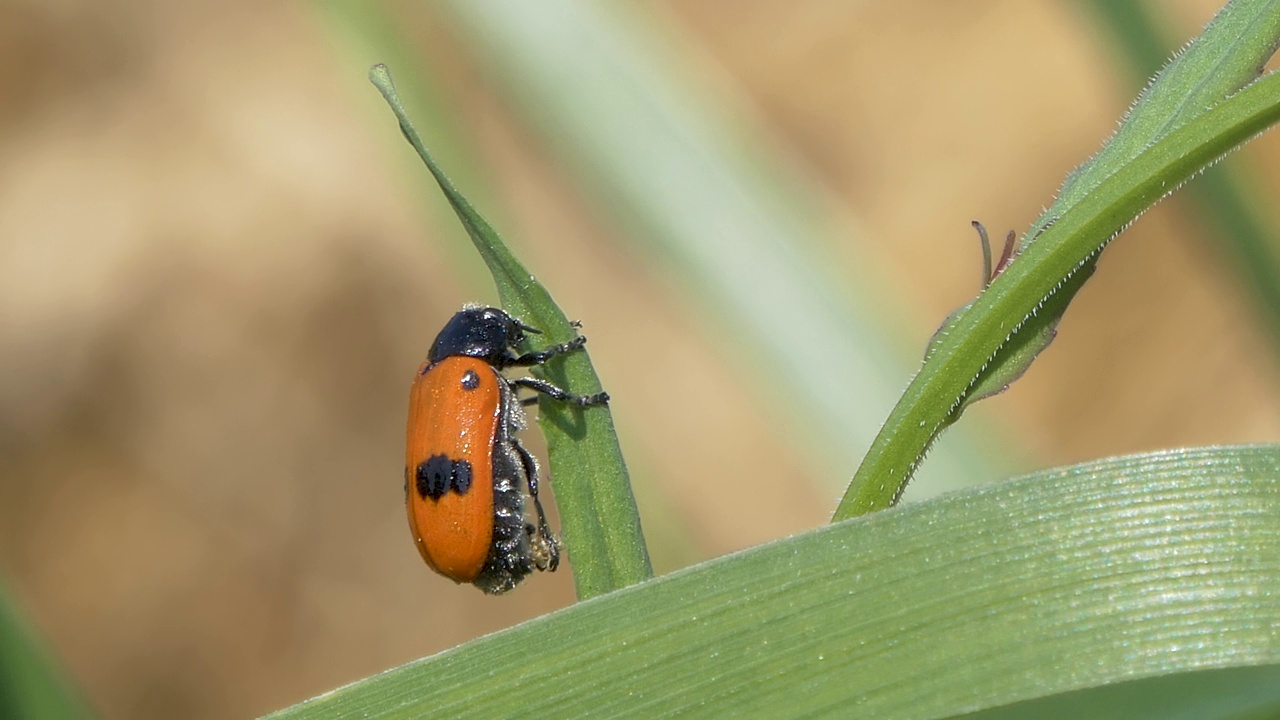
[370,64,651,597]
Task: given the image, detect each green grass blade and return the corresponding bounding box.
[836,2,1280,520]
[369,64,651,598]
[0,580,91,720]
[266,444,1280,719]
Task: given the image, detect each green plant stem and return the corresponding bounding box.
[835,69,1280,521]
[1086,0,1280,366]
[1030,0,1280,242]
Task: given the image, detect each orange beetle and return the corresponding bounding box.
[405,305,608,594]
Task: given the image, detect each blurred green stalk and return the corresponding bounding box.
[422,0,1011,497]
[0,580,91,719]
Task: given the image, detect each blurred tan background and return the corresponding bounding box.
[3,1,1280,717]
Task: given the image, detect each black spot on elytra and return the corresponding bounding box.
[416,454,474,500]
[417,455,450,500]
[453,458,472,493]
[461,369,480,390]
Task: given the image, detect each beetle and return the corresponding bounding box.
[405,305,609,594]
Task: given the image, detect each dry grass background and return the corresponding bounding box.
[2,1,1279,717]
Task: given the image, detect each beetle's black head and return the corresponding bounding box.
[428,305,538,368]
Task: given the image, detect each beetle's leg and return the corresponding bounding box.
[512,376,609,407]
[509,335,587,367]
[512,439,559,571]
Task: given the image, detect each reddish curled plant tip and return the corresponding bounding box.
[994,230,1018,278]
[972,220,994,290]
[972,220,1019,289]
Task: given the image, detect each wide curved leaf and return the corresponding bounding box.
[268,445,1280,719]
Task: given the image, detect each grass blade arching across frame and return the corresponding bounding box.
[834,1,1280,520]
[369,64,652,599]
[267,444,1280,719]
